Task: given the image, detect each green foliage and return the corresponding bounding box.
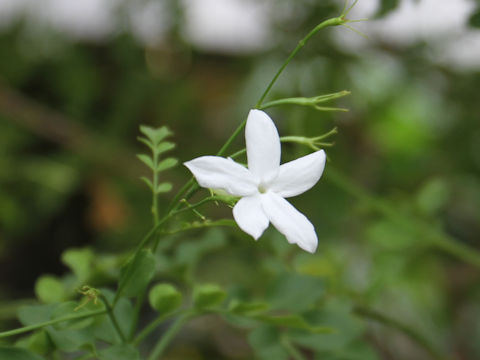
[0,1,479,358]
[248,326,289,360]
[415,178,449,217]
[99,344,141,360]
[61,248,95,284]
[34,275,66,304]
[17,304,57,326]
[193,284,226,309]
[228,300,270,316]
[0,346,44,360]
[137,125,177,195]
[118,249,156,297]
[376,0,400,17]
[267,272,325,312]
[469,8,480,28]
[288,300,365,354]
[148,284,182,313]
[15,331,53,356]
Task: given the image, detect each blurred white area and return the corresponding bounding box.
[0,0,479,69]
[127,0,171,46]
[0,0,120,40]
[339,0,480,70]
[181,0,272,53]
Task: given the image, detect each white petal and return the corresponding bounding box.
[261,192,318,253]
[246,109,281,183]
[270,150,326,198]
[184,156,257,196]
[233,195,269,240]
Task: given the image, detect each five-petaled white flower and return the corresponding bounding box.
[184,109,326,253]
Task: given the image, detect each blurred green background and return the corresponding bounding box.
[0,0,480,359]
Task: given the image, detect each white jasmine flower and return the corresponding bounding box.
[184,110,326,253]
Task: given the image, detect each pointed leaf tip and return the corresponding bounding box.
[137,154,155,170]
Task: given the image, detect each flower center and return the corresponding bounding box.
[258,184,268,194]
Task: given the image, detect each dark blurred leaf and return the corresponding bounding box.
[254,314,333,333]
[174,228,227,267]
[98,344,140,360]
[267,273,324,312]
[366,220,416,250]
[314,341,380,360]
[289,300,364,353]
[469,8,480,28]
[376,0,399,17]
[0,347,44,360]
[14,331,53,356]
[416,178,449,216]
[248,326,288,360]
[46,326,93,353]
[17,304,57,326]
[50,302,96,330]
[118,249,156,297]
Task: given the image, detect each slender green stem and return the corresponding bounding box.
[147,312,195,360]
[129,291,146,341]
[259,90,350,110]
[216,119,247,157]
[255,16,344,108]
[100,295,126,344]
[164,219,236,235]
[353,305,449,360]
[152,150,159,226]
[162,15,346,229]
[165,177,195,215]
[0,309,106,339]
[152,195,228,252]
[325,167,480,268]
[280,335,307,360]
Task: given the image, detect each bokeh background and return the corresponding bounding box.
[1,0,480,359]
